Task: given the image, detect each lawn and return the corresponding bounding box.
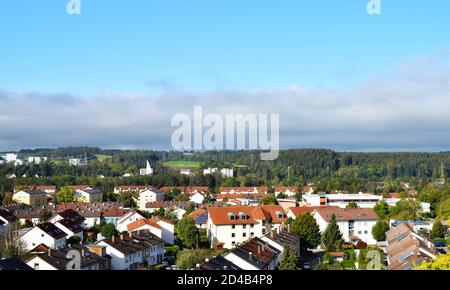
[163,161,201,169]
[95,154,112,161]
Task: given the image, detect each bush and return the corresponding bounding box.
[165,245,180,257]
[176,249,226,270]
[153,264,167,270]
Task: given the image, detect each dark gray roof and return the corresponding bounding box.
[0,257,33,270]
[0,208,18,223]
[23,190,47,196]
[57,219,83,233]
[36,222,67,239]
[230,237,280,270]
[99,232,163,255]
[57,209,85,224]
[199,256,241,270]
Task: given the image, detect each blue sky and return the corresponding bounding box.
[1,1,450,151]
[1,0,449,95]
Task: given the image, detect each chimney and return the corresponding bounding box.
[129,232,133,238]
[81,249,85,257]
[196,263,200,269]
[249,252,253,260]
[270,231,274,239]
[48,249,52,256]
[287,224,291,233]
[258,246,261,255]
[112,235,115,243]
[120,234,124,240]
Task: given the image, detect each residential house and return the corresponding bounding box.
[28,157,48,165]
[54,219,84,240]
[12,190,47,206]
[57,202,123,228]
[116,210,147,232]
[97,232,164,270]
[219,187,269,195]
[386,223,438,270]
[0,257,33,270]
[49,209,85,228]
[27,244,111,270]
[14,186,56,196]
[302,192,383,208]
[189,208,208,229]
[207,205,287,249]
[102,208,125,226]
[20,222,67,250]
[203,168,234,178]
[139,189,164,210]
[312,207,379,245]
[286,206,315,219]
[190,192,206,204]
[127,217,175,245]
[0,208,19,234]
[198,255,242,270]
[75,188,103,203]
[259,227,301,263]
[223,237,280,270]
[113,186,153,195]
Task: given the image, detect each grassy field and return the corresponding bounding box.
[95,154,112,161]
[162,161,201,169]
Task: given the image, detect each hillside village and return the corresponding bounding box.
[1,150,450,270]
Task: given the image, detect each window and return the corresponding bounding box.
[250,232,254,237]
[231,225,235,229]
[250,224,254,228]
[232,242,236,246]
[41,234,44,237]
[243,233,246,237]
[262,229,266,234]
[358,231,362,234]
[364,231,368,234]
[34,263,39,270]
[243,225,247,229]
[231,233,235,238]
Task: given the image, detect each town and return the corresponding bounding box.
[0,148,449,270]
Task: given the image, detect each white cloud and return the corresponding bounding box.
[1,54,450,151]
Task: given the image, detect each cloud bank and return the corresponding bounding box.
[1,54,450,151]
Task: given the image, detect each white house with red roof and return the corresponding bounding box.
[116,210,146,233]
[127,217,175,245]
[312,207,380,245]
[207,205,287,249]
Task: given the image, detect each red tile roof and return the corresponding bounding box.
[127,219,161,232]
[208,205,287,225]
[314,207,379,221]
[288,207,315,217]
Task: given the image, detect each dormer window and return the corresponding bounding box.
[228,212,237,221]
[275,211,285,219]
[239,212,248,220]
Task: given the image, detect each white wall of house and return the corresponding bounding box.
[20,227,66,250]
[26,256,58,270]
[190,192,205,204]
[223,252,259,270]
[97,241,130,270]
[313,212,378,245]
[156,220,175,245]
[139,190,164,210]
